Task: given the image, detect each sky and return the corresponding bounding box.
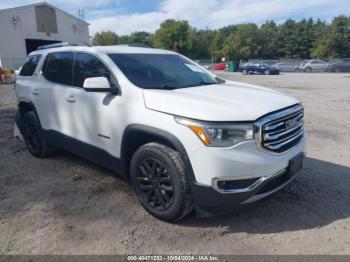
[1,0,349,36]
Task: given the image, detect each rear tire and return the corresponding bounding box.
[130,142,193,222]
[21,111,54,157]
[264,69,270,75]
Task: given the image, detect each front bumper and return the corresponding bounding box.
[185,103,306,217]
[192,155,304,217]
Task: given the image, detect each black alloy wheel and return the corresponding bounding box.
[21,111,54,157]
[136,158,174,211]
[130,142,193,222]
[22,118,41,154]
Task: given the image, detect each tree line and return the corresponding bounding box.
[91,16,350,61]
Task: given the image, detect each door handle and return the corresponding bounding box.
[66,95,76,103]
[32,89,39,95]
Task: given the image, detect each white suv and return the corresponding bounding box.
[15,44,305,221]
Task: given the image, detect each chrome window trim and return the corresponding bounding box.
[40,50,122,95]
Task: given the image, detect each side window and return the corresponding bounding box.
[42,52,74,85]
[19,55,42,76]
[73,53,111,88]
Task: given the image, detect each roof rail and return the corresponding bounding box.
[112,44,151,48]
[127,43,151,48]
[37,41,91,50]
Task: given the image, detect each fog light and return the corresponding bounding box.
[217,181,227,188]
[215,177,260,191]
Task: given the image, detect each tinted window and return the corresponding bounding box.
[43,52,74,85]
[73,53,111,88]
[108,53,218,89]
[19,55,42,76]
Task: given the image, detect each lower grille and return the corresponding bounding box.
[217,177,260,191]
[257,104,304,153]
[256,170,289,194]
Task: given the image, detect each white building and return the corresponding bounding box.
[0,2,89,69]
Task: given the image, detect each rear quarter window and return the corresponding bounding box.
[19,55,42,76]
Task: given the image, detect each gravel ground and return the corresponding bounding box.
[0,72,350,255]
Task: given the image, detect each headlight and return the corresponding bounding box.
[175,117,254,147]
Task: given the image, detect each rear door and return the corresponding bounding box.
[311,60,325,71]
[16,54,43,107]
[318,61,327,71]
[38,52,74,133]
[256,64,264,73]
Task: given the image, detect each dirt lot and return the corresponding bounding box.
[1,73,350,255]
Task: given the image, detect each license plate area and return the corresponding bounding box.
[288,153,304,179]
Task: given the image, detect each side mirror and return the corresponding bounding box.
[83,77,118,94]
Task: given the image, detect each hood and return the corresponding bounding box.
[143,81,300,121]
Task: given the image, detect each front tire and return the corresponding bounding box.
[264,69,270,75]
[130,143,193,222]
[21,111,53,157]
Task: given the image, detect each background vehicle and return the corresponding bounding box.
[210,63,226,70]
[297,60,327,72]
[326,61,350,72]
[199,63,213,69]
[196,60,214,70]
[271,62,298,72]
[15,44,305,222]
[239,63,279,75]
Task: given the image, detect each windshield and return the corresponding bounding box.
[108,53,219,89]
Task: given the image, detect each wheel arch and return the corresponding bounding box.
[17,99,40,128]
[120,124,196,183]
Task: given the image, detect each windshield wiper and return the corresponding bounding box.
[215,77,226,83]
[147,81,220,90]
[201,81,217,85]
[181,81,217,88]
[146,85,178,90]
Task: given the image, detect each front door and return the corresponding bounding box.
[64,52,121,157]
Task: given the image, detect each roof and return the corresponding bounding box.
[0,2,89,26]
[93,45,175,54]
[31,45,175,56]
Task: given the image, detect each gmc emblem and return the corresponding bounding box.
[285,117,299,130]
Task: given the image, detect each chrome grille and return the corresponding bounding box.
[257,104,304,153]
